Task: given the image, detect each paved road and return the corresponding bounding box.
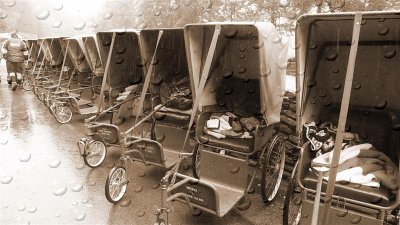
[0,61,287,225]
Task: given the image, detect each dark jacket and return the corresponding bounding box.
[3,37,27,63]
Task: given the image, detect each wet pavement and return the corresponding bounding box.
[0,61,287,225]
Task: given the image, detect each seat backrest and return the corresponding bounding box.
[215,76,260,117]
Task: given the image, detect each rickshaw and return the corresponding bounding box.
[21,38,38,91]
[77,29,148,168]
[49,33,117,124]
[153,22,288,223]
[283,12,400,225]
[99,28,197,204]
[33,37,69,102]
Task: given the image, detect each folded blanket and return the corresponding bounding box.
[313,143,399,191]
[204,113,255,139]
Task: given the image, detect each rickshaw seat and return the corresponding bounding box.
[303,171,395,206]
[154,109,191,127]
[196,112,254,153]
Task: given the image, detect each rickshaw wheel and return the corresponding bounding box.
[54,105,72,124]
[105,166,128,203]
[191,144,201,179]
[22,79,33,91]
[283,177,302,225]
[154,218,166,225]
[83,140,107,168]
[261,134,285,203]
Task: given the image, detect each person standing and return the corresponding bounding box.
[2,31,28,91]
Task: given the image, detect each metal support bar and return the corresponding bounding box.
[320,12,363,225]
[97,32,117,113]
[56,40,70,91]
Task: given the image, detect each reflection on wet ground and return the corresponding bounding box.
[0,62,286,225]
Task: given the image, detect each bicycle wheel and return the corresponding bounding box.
[83,140,107,168]
[261,134,286,203]
[283,177,302,225]
[105,166,128,203]
[191,144,201,179]
[22,78,33,91]
[54,105,72,124]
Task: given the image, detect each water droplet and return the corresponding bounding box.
[154,11,161,16]
[1,124,8,130]
[53,2,63,11]
[72,201,78,206]
[0,10,8,19]
[119,198,131,207]
[88,20,98,28]
[71,183,83,192]
[18,204,26,211]
[5,0,16,7]
[76,163,85,170]
[0,137,8,145]
[73,22,86,30]
[1,175,12,184]
[19,152,31,162]
[134,185,143,193]
[53,186,67,196]
[52,20,62,28]
[75,211,86,221]
[137,209,145,217]
[49,159,61,168]
[138,172,146,177]
[81,198,89,204]
[103,12,113,20]
[27,205,37,213]
[88,180,96,186]
[35,7,50,20]
[3,203,9,208]
[152,183,160,189]
[230,167,240,174]
[138,22,147,29]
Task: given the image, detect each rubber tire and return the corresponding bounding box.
[191,144,201,179]
[105,166,128,204]
[83,140,107,168]
[154,218,166,225]
[22,79,33,91]
[283,177,302,225]
[54,106,72,124]
[261,134,286,203]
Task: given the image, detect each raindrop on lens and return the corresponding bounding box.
[81,198,89,204]
[35,7,50,20]
[53,2,63,11]
[3,203,9,208]
[27,205,37,213]
[18,205,26,211]
[5,0,16,7]
[103,12,113,19]
[52,20,62,28]
[53,186,67,196]
[73,22,86,30]
[0,10,8,19]
[0,137,8,145]
[19,152,31,162]
[75,211,86,221]
[49,159,61,168]
[71,183,83,192]
[1,175,13,184]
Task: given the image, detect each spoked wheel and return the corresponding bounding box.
[44,94,50,107]
[261,134,286,203]
[154,218,166,225]
[22,78,33,91]
[105,166,128,203]
[192,144,201,179]
[54,105,72,124]
[283,164,302,225]
[83,140,107,168]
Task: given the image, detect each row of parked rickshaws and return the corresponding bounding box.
[22,11,399,225]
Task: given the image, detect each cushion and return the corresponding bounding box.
[303,171,396,207]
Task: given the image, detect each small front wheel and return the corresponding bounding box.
[83,140,107,168]
[283,176,302,225]
[54,105,72,124]
[105,166,128,203]
[22,78,33,91]
[191,144,201,179]
[261,134,286,203]
[154,218,166,225]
